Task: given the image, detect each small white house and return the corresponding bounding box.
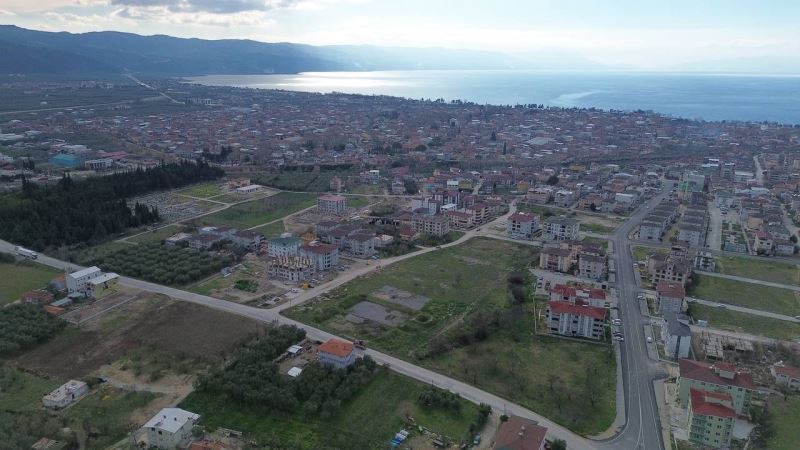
[140,408,200,449]
[42,380,88,409]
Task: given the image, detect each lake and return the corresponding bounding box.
[188,70,800,124]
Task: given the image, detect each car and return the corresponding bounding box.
[717,304,727,309]
[614,336,625,341]
[612,319,622,325]
[646,337,653,343]
[795,316,800,320]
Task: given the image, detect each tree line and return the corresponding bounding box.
[0,160,223,250]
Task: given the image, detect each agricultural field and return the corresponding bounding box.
[0,260,60,305]
[767,396,800,450]
[201,192,316,229]
[287,238,616,434]
[81,242,233,286]
[688,304,800,341]
[715,256,800,286]
[182,367,480,449]
[689,274,800,317]
[14,295,264,380]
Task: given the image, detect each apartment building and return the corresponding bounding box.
[299,242,339,271]
[539,247,573,273]
[545,301,606,340]
[687,388,735,449]
[678,359,756,415]
[543,216,580,241]
[317,194,348,214]
[412,214,451,237]
[507,212,539,240]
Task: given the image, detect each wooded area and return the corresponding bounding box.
[0,160,223,250]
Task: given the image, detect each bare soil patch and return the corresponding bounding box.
[372,285,431,311]
[15,295,264,379]
[347,301,408,326]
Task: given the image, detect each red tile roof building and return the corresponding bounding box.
[688,388,735,449]
[677,359,755,414]
[492,416,547,450]
[317,338,355,369]
[545,301,606,340]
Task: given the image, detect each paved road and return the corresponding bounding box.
[707,201,723,251]
[597,187,673,450]
[687,297,800,323]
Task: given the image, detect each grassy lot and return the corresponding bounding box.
[189,262,269,300]
[767,396,800,450]
[66,386,158,450]
[287,238,616,435]
[426,326,616,435]
[201,192,315,229]
[288,238,537,357]
[252,221,287,239]
[583,236,610,249]
[177,182,224,198]
[181,368,480,448]
[689,274,800,316]
[349,184,385,195]
[688,304,800,341]
[125,224,185,244]
[0,261,59,305]
[0,369,61,411]
[582,222,616,234]
[347,195,373,209]
[70,240,135,266]
[715,256,800,286]
[631,245,667,263]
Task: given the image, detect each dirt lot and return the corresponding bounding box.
[15,294,265,380]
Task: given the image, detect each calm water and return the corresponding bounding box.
[189,70,800,124]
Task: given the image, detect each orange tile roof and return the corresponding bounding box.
[318,338,354,358]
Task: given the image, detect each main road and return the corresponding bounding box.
[595,183,674,450]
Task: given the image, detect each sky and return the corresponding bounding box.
[1,0,799,71]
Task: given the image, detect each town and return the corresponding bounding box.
[1,78,800,450]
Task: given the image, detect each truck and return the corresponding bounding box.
[15,246,38,259]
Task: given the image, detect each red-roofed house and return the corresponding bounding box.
[298,242,339,271]
[492,415,547,450]
[317,338,355,369]
[688,388,735,449]
[548,284,607,308]
[656,280,686,314]
[677,359,756,414]
[771,364,800,390]
[22,290,55,305]
[545,301,606,340]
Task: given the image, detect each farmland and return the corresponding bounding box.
[200,192,315,228]
[81,242,233,286]
[0,260,59,305]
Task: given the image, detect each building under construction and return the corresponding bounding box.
[268,255,316,282]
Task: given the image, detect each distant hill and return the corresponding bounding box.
[0,25,528,76]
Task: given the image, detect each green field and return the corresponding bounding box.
[347,195,373,208]
[715,256,800,286]
[201,192,315,228]
[287,238,616,435]
[582,222,616,234]
[0,261,59,305]
[0,369,60,411]
[767,396,800,450]
[288,238,537,356]
[66,386,158,450]
[189,262,265,298]
[251,221,287,239]
[177,182,224,198]
[689,304,800,341]
[350,184,385,195]
[689,274,800,316]
[125,224,185,244]
[181,368,479,449]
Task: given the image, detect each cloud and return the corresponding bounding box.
[110,0,301,14]
[0,9,17,16]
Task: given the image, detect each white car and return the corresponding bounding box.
[614,336,625,341]
[646,337,653,343]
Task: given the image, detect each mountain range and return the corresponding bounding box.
[0,25,543,76]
